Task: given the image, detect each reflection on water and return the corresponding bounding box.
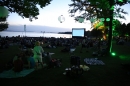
[0,31,72,38]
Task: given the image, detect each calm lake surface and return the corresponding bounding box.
[0,31,72,38]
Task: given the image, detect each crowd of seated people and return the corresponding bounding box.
[0,36,110,54]
[0,37,9,49]
[1,36,128,60]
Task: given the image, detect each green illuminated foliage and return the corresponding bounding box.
[110,5,115,10]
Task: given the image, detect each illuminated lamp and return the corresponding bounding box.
[111,52,116,56]
[106,18,110,21]
[58,15,65,23]
[118,0,123,2]
[100,18,105,21]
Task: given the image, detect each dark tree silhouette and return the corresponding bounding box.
[0,17,8,31]
[126,23,130,35]
[0,0,52,21]
[0,0,52,31]
[68,0,130,55]
[90,29,103,38]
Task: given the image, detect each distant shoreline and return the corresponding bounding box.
[58,32,72,34]
[0,31,72,38]
[3,30,58,33]
[3,30,72,34]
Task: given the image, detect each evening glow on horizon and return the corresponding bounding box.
[7,0,130,31]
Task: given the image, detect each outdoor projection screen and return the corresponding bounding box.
[72,28,85,38]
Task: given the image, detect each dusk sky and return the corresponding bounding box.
[7,0,130,32]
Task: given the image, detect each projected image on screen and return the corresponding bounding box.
[72,28,85,37]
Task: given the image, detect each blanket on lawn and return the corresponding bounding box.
[0,68,34,78]
[84,58,105,65]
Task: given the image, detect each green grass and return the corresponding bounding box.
[0,41,130,86]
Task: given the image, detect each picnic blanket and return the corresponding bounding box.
[0,68,34,78]
[84,58,105,65]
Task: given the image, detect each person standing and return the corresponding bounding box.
[33,41,44,69]
[80,38,86,53]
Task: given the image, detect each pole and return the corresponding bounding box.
[24,25,26,37]
[43,31,45,37]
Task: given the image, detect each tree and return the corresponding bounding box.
[0,0,52,31]
[68,0,130,55]
[69,0,128,21]
[112,19,122,36]
[90,29,103,38]
[85,30,91,37]
[0,17,8,31]
[126,22,130,36]
[0,0,52,21]
[119,23,127,36]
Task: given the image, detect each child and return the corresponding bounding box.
[25,50,35,69]
[27,51,35,69]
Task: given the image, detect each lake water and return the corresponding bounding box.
[0,31,72,38]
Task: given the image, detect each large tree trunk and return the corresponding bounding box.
[107,0,114,55]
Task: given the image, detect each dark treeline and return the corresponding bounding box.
[58,32,72,34]
[58,22,130,38]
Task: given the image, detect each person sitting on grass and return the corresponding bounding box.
[13,54,24,72]
[80,38,88,53]
[44,52,52,68]
[5,53,21,70]
[24,50,35,69]
[61,45,70,52]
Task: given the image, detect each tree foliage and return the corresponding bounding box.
[112,22,130,36]
[0,17,8,31]
[68,0,130,55]
[68,0,129,22]
[0,0,52,21]
[126,23,130,35]
[0,0,52,31]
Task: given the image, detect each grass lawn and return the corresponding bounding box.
[0,41,130,86]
